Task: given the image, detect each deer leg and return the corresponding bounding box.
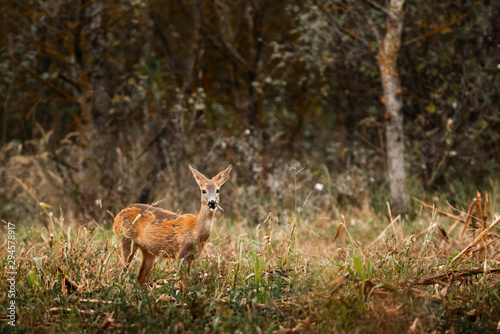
[177,239,197,291]
[120,238,138,272]
[138,249,156,285]
[178,239,195,271]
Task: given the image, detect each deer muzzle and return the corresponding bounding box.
[207,200,217,211]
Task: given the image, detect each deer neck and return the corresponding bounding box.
[195,203,216,244]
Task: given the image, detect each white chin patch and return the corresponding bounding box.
[210,207,217,212]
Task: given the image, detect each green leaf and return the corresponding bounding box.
[346,266,355,278]
[33,257,48,277]
[425,103,436,113]
[353,256,365,280]
[366,259,372,279]
[27,270,36,284]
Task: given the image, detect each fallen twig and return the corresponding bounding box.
[413,267,500,285]
[321,266,500,299]
[414,198,461,221]
[451,215,500,264]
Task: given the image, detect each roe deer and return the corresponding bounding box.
[113,164,232,284]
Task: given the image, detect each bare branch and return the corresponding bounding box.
[362,0,396,20]
[414,198,462,221]
[404,14,469,46]
[314,0,372,48]
[364,11,382,45]
[451,215,500,264]
[58,74,82,94]
[8,54,69,99]
[217,34,249,69]
[414,267,500,285]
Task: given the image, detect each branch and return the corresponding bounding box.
[217,34,249,69]
[414,198,462,221]
[199,24,248,70]
[451,215,500,264]
[363,11,382,46]
[58,74,82,94]
[404,14,469,46]
[321,267,500,298]
[362,0,396,20]
[313,0,372,48]
[414,267,500,285]
[8,54,69,99]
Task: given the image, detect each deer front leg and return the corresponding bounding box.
[138,249,156,285]
[178,238,196,270]
[177,239,197,291]
[120,238,138,272]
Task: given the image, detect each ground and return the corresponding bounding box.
[1,194,500,333]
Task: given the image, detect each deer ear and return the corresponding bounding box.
[213,164,232,187]
[189,165,208,188]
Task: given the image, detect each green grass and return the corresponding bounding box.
[1,194,500,333]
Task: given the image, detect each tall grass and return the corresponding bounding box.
[0,156,500,333]
[1,167,500,332]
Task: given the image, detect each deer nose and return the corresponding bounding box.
[208,200,217,209]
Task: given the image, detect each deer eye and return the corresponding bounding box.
[202,190,207,194]
[216,189,220,193]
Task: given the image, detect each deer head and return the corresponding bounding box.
[189,164,232,211]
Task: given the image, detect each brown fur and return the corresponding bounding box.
[113,165,232,284]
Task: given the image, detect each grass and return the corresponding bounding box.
[1,184,500,333]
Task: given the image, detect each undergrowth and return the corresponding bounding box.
[1,188,500,334]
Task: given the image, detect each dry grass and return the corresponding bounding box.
[1,188,500,333]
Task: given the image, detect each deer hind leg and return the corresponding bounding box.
[120,238,138,272]
[137,249,156,285]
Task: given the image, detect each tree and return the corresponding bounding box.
[315,0,410,213]
[375,0,409,213]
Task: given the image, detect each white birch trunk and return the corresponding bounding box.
[378,0,410,213]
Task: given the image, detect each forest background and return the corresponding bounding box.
[0,0,499,230]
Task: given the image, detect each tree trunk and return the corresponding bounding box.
[74,0,114,219]
[180,0,201,133]
[378,0,410,214]
[77,0,110,131]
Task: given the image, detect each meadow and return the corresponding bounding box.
[1,176,500,333]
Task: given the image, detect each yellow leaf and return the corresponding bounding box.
[39,202,53,209]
